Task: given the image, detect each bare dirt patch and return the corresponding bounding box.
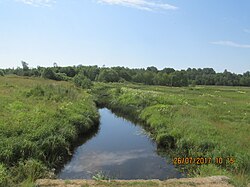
[36,176,234,187]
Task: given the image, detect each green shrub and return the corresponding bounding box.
[55,73,70,81]
[97,69,119,82]
[0,70,4,76]
[11,159,51,183]
[42,68,57,80]
[73,74,93,89]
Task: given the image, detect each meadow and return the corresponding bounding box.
[0,76,99,186]
[0,75,249,187]
[92,82,250,186]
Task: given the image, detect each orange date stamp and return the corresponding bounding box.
[173,157,235,165]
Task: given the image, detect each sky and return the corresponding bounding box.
[0,0,250,73]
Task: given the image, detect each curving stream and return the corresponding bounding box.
[58,108,184,180]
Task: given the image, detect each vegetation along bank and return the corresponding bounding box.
[0,76,99,186]
[91,82,250,186]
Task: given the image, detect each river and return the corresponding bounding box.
[58,108,183,180]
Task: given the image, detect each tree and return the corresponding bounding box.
[21,61,29,71]
[73,74,92,89]
[153,72,169,86]
[162,68,175,74]
[53,62,58,67]
[98,69,119,82]
[42,68,57,80]
[147,66,158,73]
[59,67,76,77]
[170,71,188,87]
[132,72,144,83]
[142,71,154,85]
[0,70,4,76]
[84,66,100,81]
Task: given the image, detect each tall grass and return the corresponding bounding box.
[92,82,250,186]
[0,76,99,186]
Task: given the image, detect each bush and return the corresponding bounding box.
[0,70,4,76]
[10,159,51,183]
[73,74,93,89]
[42,68,57,80]
[98,69,119,82]
[55,73,70,81]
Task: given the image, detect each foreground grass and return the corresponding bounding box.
[0,76,99,186]
[92,82,250,186]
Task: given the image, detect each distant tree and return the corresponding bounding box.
[170,71,188,87]
[240,72,250,86]
[59,67,76,77]
[147,66,158,73]
[1,64,250,87]
[73,74,92,89]
[132,72,144,83]
[42,68,57,80]
[162,68,175,74]
[13,67,24,76]
[84,66,100,81]
[112,67,132,81]
[0,70,4,76]
[53,62,58,67]
[55,73,70,81]
[98,69,119,82]
[243,71,250,77]
[30,68,40,77]
[142,71,154,85]
[153,72,170,86]
[21,61,29,71]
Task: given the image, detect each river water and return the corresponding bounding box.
[58,108,183,180]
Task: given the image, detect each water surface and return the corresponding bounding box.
[58,108,183,180]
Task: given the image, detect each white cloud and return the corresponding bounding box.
[244,29,250,34]
[97,0,178,11]
[211,41,250,48]
[17,0,56,7]
[64,149,153,172]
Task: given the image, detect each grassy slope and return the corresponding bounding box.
[0,76,99,186]
[92,82,250,186]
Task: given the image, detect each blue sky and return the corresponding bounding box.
[0,0,250,73]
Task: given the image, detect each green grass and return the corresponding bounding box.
[0,75,99,186]
[1,76,249,186]
[92,82,250,186]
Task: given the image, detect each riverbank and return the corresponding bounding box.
[91,82,250,186]
[36,176,233,187]
[0,76,99,186]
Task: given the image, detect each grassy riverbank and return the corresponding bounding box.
[0,76,99,186]
[92,82,250,186]
[0,76,249,186]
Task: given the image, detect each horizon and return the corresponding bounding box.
[3,63,249,75]
[0,0,250,74]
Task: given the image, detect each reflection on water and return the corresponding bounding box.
[58,108,183,180]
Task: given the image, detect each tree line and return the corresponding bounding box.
[1,62,250,87]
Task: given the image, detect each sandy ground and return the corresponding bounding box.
[36,176,235,187]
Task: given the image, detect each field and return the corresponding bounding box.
[92,82,250,186]
[0,76,99,186]
[0,76,249,186]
